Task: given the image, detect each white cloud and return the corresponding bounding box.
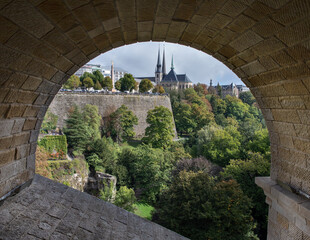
[89,41,244,86]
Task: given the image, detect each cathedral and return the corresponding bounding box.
[137,47,193,90]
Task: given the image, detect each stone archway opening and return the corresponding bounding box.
[0,1,310,239]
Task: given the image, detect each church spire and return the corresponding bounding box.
[171,54,174,70]
[162,45,166,76]
[155,46,162,73]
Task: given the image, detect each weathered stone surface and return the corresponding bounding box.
[48,93,176,137]
[0,175,188,240]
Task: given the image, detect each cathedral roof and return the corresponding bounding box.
[177,74,192,83]
[162,69,179,82]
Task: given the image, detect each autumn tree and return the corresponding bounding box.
[63,75,81,89]
[139,78,153,93]
[152,85,165,93]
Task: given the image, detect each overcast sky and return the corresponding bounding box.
[89,42,243,86]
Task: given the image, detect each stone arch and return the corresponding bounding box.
[0,1,310,238]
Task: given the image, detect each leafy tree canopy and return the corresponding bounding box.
[143,106,175,148]
[63,75,81,89]
[83,77,94,88]
[139,78,153,93]
[105,105,138,143]
[239,91,256,106]
[118,73,137,92]
[152,85,165,93]
[102,76,113,91]
[153,170,256,240]
[41,110,58,133]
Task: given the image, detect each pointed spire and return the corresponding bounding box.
[155,45,162,73]
[171,54,174,70]
[162,45,166,76]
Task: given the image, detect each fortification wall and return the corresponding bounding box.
[48,93,175,137]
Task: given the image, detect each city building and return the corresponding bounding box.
[208,79,249,98]
[75,63,127,81]
[136,46,194,91]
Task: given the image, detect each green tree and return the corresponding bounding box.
[239,91,256,106]
[152,85,165,93]
[139,78,153,93]
[105,105,138,143]
[222,152,270,239]
[173,102,196,135]
[63,75,81,89]
[63,106,90,152]
[115,80,121,91]
[217,82,222,98]
[40,110,58,133]
[82,104,101,141]
[93,70,104,85]
[153,171,255,240]
[197,124,240,166]
[80,72,96,84]
[114,186,137,212]
[83,77,94,88]
[94,80,102,90]
[224,95,250,121]
[143,106,175,148]
[118,145,174,203]
[118,73,136,92]
[102,76,113,90]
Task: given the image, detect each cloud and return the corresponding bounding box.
[89,42,244,86]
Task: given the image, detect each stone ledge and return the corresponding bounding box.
[256,176,310,236]
[0,174,189,239]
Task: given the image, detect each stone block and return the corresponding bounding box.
[37,80,55,94]
[0,135,12,151]
[279,96,305,109]
[0,15,18,44]
[38,0,70,23]
[34,94,49,106]
[293,137,310,155]
[23,106,40,118]
[15,144,30,160]
[276,18,310,47]
[0,119,14,137]
[3,72,28,89]
[1,0,54,38]
[23,118,37,131]
[279,134,294,148]
[11,119,25,134]
[11,132,30,147]
[227,14,255,33]
[5,105,26,118]
[17,91,38,104]
[0,148,15,167]
[272,109,301,123]
[297,110,310,125]
[294,124,310,139]
[230,30,263,52]
[241,60,266,76]
[219,0,247,17]
[271,50,296,67]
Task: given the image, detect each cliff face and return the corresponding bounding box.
[49,93,176,137]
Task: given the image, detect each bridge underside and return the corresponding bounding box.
[0,0,310,238]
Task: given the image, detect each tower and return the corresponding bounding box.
[162,45,166,77]
[155,46,162,85]
[171,54,174,70]
[210,79,213,87]
[111,61,115,91]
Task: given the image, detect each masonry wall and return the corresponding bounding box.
[48,93,175,137]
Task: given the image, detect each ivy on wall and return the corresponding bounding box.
[38,135,68,160]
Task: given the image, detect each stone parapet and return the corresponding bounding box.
[256,177,310,239]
